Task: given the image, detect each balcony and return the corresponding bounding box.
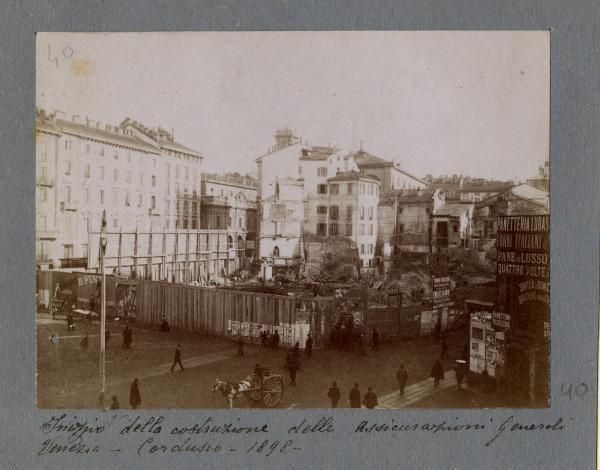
[60,257,88,269]
[36,229,59,240]
[37,176,55,187]
[60,201,78,211]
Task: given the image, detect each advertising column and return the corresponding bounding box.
[496,214,549,405]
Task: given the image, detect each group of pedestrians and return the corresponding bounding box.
[326,382,378,408]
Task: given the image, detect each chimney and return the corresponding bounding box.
[274,128,294,147]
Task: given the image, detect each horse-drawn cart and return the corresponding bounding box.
[212,369,285,408]
[247,372,285,407]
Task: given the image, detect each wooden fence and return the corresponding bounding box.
[135,280,337,347]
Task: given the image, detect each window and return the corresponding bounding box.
[347,183,353,194]
[369,244,373,254]
[100,166,104,179]
[346,206,353,219]
[65,186,71,202]
[360,206,365,219]
[63,244,74,258]
[100,189,104,204]
[316,223,327,236]
[113,218,118,228]
[330,205,339,219]
[113,150,118,159]
[65,140,72,150]
[113,168,118,182]
[65,161,71,175]
[39,188,47,202]
[453,225,458,233]
[166,163,170,178]
[329,223,338,236]
[273,246,280,257]
[298,166,302,175]
[368,207,373,220]
[361,244,365,254]
[151,195,156,209]
[40,166,48,180]
[85,188,90,203]
[398,207,404,214]
[113,191,118,207]
[84,164,90,178]
[399,224,404,233]
[369,224,373,235]
[165,199,170,215]
[317,167,327,177]
[138,193,143,207]
[125,193,130,207]
[81,244,88,258]
[330,184,339,195]
[152,175,156,187]
[317,205,327,215]
[38,215,47,230]
[317,184,327,194]
[345,223,352,236]
[369,185,373,195]
[360,224,364,235]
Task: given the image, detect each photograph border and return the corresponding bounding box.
[1,1,598,469]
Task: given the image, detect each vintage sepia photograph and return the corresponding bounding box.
[35,31,550,410]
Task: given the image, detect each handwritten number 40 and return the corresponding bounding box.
[48,45,74,69]
[561,382,588,401]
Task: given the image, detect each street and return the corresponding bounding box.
[37,314,488,409]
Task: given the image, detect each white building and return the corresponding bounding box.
[36,108,204,270]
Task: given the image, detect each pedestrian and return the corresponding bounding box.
[292,341,301,358]
[260,330,267,347]
[129,378,141,409]
[105,328,111,345]
[396,364,408,397]
[237,335,244,357]
[431,359,445,388]
[362,387,378,409]
[455,360,466,390]
[441,340,448,360]
[109,395,120,410]
[327,381,341,407]
[171,344,184,371]
[349,383,361,408]
[285,351,298,386]
[371,328,379,350]
[122,324,132,350]
[80,333,89,352]
[67,312,74,331]
[272,331,280,349]
[305,333,313,358]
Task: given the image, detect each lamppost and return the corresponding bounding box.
[99,210,107,408]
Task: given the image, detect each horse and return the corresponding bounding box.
[211,378,253,409]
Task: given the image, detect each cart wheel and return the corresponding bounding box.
[262,376,284,407]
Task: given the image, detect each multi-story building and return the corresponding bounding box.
[353,149,427,192]
[200,173,258,266]
[35,108,207,271]
[326,171,381,268]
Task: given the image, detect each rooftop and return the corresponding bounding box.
[327,170,381,184]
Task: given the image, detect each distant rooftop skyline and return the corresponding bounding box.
[37,31,549,181]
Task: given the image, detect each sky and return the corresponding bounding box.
[37,31,549,180]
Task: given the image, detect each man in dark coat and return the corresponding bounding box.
[305,333,313,358]
[285,351,299,386]
[431,359,445,388]
[349,383,361,408]
[171,344,184,371]
[362,387,378,409]
[122,325,132,349]
[272,331,280,349]
[371,328,380,350]
[237,335,244,357]
[292,342,301,358]
[397,364,408,397]
[327,381,341,407]
[129,378,141,409]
